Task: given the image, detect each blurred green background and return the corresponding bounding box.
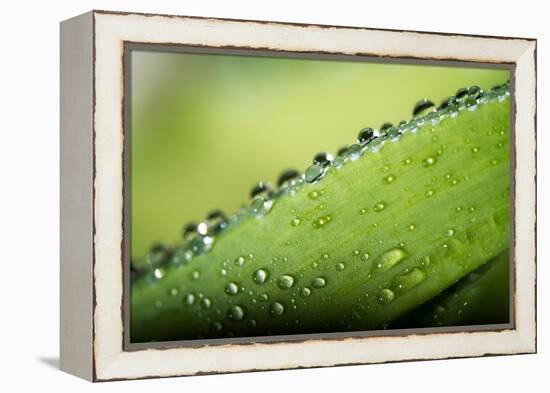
[130,50,509,260]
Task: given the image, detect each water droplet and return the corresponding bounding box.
[341,144,361,161]
[290,217,301,227]
[337,146,349,156]
[227,305,245,321]
[308,190,322,200]
[300,287,312,297]
[377,288,395,305]
[201,297,212,309]
[468,85,483,99]
[253,268,269,284]
[169,287,179,296]
[250,197,273,217]
[373,202,387,212]
[259,293,269,302]
[270,301,285,317]
[456,87,468,100]
[352,249,360,257]
[386,127,401,140]
[336,262,346,271]
[212,321,223,332]
[393,268,426,294]
[313,152,333,167]
[425,189,435,198]
[305,164,324,183]
[471,147,480,154]
[382,174,396,184]
[380,122,393,131]
[184,293,195,306]
[422,156,436,167]
[153,268,164,280]
[190,270,200,280]
[420,255,431,267]
[312,215,332,229]
[402,157,412,166]
[250,181,272,199]
[205,209,228,235]
[361,253,370,261]
[408,223,416,231]
[278,274,296,289]
[358,127,375,145]
[312,277,327,288]
[360,208,368,215]
[277,169,300,187]
[413,98,435,117]
[225,282,240,295]
[373,248,408,273]
[182,222,199,240]
[234,256,246,267]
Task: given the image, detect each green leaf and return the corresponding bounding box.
[131,86,510,342]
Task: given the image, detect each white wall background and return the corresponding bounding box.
[0,0,545,390]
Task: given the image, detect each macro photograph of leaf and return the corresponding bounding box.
[128,50,511,342]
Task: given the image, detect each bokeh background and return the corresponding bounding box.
[130,50,509,261]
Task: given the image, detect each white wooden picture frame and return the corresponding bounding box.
[60,10,536,381]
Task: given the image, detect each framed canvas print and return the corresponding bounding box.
[60,10,537,381]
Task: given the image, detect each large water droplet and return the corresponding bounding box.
[313,152,333,167]
[373,247,408,274]
[386,127,401,140]
[227,305,245,321]
[336,262,346,271]
[250,196,274,218]
[252,268,269,284]
[270,301,285,317]
[377,288,395,305]
[277,169,300,187]
[184,293,195,306]
[413,98,435,117]
[234,256,246,267]
[278,274,295,289]
[152,267,165,280]
[182,222,199,240]
[312,277,327,288]
[205,210,228,235]
[201,297,212,309]
[300,287,312,297]
[250,181,272,199]
[347,144,362,160]
[393,268,426,294]
[305,164,324,183]
[225,282,240,295]
[145,243,171,267]
[358,127,375,145]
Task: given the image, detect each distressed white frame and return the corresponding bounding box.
[60,10,536,381]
